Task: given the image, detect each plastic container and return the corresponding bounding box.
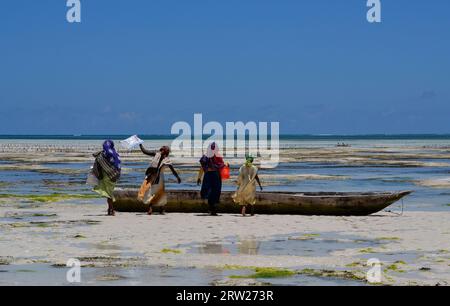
[220,164,230,180]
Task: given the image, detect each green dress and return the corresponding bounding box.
[93,171,116,201]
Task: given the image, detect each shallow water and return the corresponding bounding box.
[0,264,365,286]
[0,138,449,212]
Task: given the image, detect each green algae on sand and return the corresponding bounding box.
[384,261,407,273]
[229,267,296,279]
[0,193,100,203]
[3,212,57,219]
[0,182,11,189]
[96,274,128,281]
[385,265,405,273]
[359,247,376,254]
[161,248,182,254]
[31,213,58,217]
[226,266,367,282]
[375,237,401,241]
[73,234,87,239]
[4,219,100,229]
[0,256,13,265]
[345,261,365,268]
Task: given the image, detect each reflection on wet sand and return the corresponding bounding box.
[238,239,261,255]
[196,238,261,256]
[197,243,229,255]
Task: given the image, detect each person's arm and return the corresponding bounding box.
[255,174,263,191]
[168,165,181,184]
[139,144,156,156]
[197,167,204,185]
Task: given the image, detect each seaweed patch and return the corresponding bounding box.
[161,248,182,254]
[0,193,100,203]
[229,267,296,279]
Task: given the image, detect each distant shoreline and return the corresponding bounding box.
[1,134,450,140]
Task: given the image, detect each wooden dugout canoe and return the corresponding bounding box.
[112,189,412,216]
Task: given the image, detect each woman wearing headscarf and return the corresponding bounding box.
[138,144,181,215]
[232,155,263,216]
[197,142,226,216]
[92,140,121,216]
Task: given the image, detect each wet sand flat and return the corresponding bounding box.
[0,201,449,286]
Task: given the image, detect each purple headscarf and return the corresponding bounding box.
[102,140,121,170]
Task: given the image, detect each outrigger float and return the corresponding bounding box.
[113,189,412,216]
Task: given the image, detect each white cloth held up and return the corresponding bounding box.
[120,135,144,150]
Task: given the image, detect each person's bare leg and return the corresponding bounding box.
[250,205,255,216]
[160,206,166,215]
[107,198,115,216]
[241,205,246,216]
[147,205,153,215]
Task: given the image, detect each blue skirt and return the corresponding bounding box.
[200,171,222,206]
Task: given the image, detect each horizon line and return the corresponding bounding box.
[1,133,450,139]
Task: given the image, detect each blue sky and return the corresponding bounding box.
[0,0,449,135]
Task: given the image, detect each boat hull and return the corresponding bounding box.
[112,189,412,216]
